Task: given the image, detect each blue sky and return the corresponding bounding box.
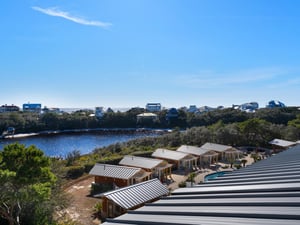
[1,0,300,109]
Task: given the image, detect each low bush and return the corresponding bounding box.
[84,163,95,173]
[178,181,186,188]
[66,165,85,179]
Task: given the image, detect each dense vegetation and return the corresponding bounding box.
[1,107,300,224]
[0,143,70,225]
[1,107,300,133]
[90,116,300,162]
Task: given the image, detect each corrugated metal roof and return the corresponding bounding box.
[119,155,164,170]
[103,178,169,209]
[152,148,193,161]
[269,138,297,147]
[103,214,300,225]
[103,144,300,225]
[89,163,142,179]
[176,145,211,156]
[201,142,233,152]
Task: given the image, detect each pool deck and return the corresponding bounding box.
[168,154,255,191]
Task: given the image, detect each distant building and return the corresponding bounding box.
[187,105,198,113]
[266,100,286,108]
[146,103,161,112]
[22,103,42,113]
[42,107,60,114]
[0,104,20,113]
[166,108,179,120]
[95,107,105,118]
[127,107,145,114]
[2,126,15,136]
[137,113,158,123]
[198,106,217,113]
[106,107,114,113]
[238,102,259,113]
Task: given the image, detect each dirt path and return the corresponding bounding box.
[64,176,101,225]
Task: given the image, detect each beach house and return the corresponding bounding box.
[89,163,151,191]
[119,155,172,182]
[152,148,197,171]
[176,145,219,168]
[269,138,297,152]
[201,142,242,163]
[99,179,169,218]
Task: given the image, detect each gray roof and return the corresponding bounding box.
[103,144,300,225]
[89,163,142,179]
[152,148,195,161]
[137,112,158,117]
[269,138,297,147]
[201,142,233,152]
[176,145,211,156]
[102,178,169,209]
[119,155,164,170]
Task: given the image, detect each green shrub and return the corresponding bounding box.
[234,164,242,169]
[66,166,85,179]
[94,202,103,217]
[91,182,113,195]
[97,156,123,165]
[84,163,95,173]
[178,181,186,188]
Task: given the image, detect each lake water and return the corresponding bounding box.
[0,132,157,157]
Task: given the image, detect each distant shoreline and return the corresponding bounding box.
[1,128,169,139]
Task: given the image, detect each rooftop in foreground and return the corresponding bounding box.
[103,144,300,225]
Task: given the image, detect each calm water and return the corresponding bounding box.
[0,132,156,157]
[204,171,226,182]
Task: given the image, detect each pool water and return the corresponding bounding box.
[204,171,226,182]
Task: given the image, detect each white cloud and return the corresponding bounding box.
[175,67,290,88]
[32,6,112,28]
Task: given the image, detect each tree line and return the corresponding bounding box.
[1,107,300,134]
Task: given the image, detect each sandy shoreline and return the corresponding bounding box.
[3,133,40,139]
[1,128,167,139]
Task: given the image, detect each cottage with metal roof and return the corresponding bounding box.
[99,178,169,218]
[201,142,242,162]
[102,144,300,225]
[269,138,297,152]
[119,155,172,182]
[89,163,151,191]
[152,148,197,171]
[176,145,219,168]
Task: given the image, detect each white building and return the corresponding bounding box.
[146,103,161,112]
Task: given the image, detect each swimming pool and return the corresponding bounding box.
[204,171,226,182]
